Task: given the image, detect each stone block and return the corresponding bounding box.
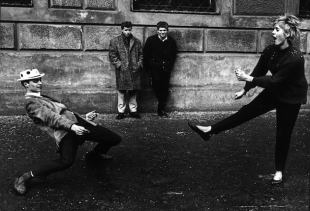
[171,53,260,87]
[136,89,158,112]
[84,26,143,50]
[169,87,260,111]
[0,52,114,91]
[260,30,307,53]
[305,56,310,82]
[50,0,82,8]
[86,0,114,9]
[235,0,285,15]
[0,90,117,115]
[0,91,25,115]
[206,29,257,52]
[20,24,82,50]
[51,90,117,113]
[259,31,273,52]
[148,27,204,52]
[0,23,15,49]
[299,32,308,53]
[308,33,310,54]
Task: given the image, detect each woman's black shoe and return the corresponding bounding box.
[188,121,212,141]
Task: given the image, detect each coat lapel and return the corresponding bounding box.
[129,38,135,52]
[118,35,128,57]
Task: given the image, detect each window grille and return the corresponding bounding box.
[299,0,310,17]
[132,0,217,13]
[0,0,33,7]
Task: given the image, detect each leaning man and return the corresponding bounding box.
[14,69,122,195]
[143,21,177,118]
[109,21,143,119]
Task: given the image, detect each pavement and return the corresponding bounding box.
[0,111,309,211]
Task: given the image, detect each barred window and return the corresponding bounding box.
[132,0,217,13]
[299,0,310,17]
[0,0,33,7]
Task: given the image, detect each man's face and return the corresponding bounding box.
[122,27,132,38]
[157,27,168,39]
[25,78,42,93]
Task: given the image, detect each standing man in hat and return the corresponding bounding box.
[143,21,177,118]
[109,21,144,120]
[14,69,122,195]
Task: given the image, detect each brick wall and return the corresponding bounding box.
[0,0,309,114]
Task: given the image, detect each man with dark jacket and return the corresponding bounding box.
[14,69,122,195]
[143,21,177,118]
[109,21,143,120]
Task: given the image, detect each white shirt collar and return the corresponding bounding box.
[158,35,168,42]
[25,92,41,97]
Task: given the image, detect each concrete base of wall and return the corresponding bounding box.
[3,87,309,115]
[1,52,309,115]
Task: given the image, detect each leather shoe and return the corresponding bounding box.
[158,110,168,118]
[129,112,141,119]
[271,177,283,185]
[116,113,125,120]
[188,121,212,141]
[14,172,33,195]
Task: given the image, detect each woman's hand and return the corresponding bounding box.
[71,124,90,135]
[234,89,246,100]
[86,110,98,121]
[235,69,253,82]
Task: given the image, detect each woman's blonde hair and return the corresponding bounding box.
[274,14,301,41]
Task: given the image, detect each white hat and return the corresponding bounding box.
[17,69,45,81]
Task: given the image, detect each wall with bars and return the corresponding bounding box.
[0,0,309,115]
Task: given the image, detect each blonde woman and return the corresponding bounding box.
[188,14,308,185]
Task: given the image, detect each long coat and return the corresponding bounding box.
[109,35,143,90]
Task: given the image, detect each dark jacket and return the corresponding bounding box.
[109,34,143,90]
[143,35,177,72]
[244,44,308,104]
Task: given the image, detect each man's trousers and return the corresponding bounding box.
[32,116,122,177]
[150,69,171,111]
[211,89,301,172]
[117,90,138,113]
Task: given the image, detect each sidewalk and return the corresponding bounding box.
[0,111,309,211]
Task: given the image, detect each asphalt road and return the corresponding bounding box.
[0,111,309,211]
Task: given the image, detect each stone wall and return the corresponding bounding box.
[0,0,309,115]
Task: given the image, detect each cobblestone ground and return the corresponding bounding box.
[0,111,309,211]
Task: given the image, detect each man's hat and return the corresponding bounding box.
[17,69,45,81]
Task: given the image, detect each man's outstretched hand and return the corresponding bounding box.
[86,110,98,121]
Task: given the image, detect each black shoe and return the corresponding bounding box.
[129,112,141,119]
[14,172,33,195]
[116,113,125,120]
[271,177,283,185]
[158,110,168,118]
[188,121,212,141]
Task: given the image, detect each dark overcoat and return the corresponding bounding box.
[109,35,143,90]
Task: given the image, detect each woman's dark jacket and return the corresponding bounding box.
[244,44,308,104]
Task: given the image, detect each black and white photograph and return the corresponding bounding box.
[0,0,309,210]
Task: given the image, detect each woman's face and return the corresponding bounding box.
[272,23,289,48]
